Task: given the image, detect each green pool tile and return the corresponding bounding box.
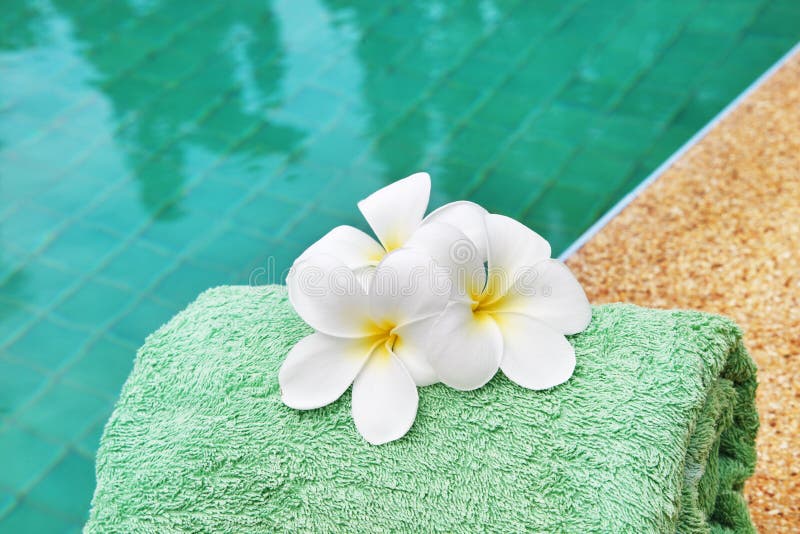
[687,0,764,35]
[558,148,635,195]
[96,241,172,291]
[672,90,730,130]
[370,69,430,113]
[81,187,149,237]
[109,297,176,346]
[235,123,303,163]
[580,48,644,87]
[310,127,371,168]
[0,501,75,533]
[267,167,334,206]
[751,2,800,38]
[0,298,34,340]
[312,173,379,213]
[529,105,601,146]
[6,318,89,371]
[182,178,249,217]
[559,77,619,111]
[31,128,101,166]
[85,35,156,81]
[63,336,134,400]
[614,86,685,125]
[506,137,575,180]
[0,360,46,415]
[2,205,63,253]
[100,74,164,116]
[503,64,570,102]
[0,424,61,491]
[640,31,739,91]
[59,149,129,191]
[149,93,219,136]
[75,421,105,460]
[289,211,353,247]
[578,136,641,162]
[447,126,503,167]
[138,46,201,84]
[53,280,134,329]
[0,491,13,517]
[429,161,476,199]
[139,211,213,253]
[0,257,75,310]
[33,180,107,220]
[9,89,76,125]
[637,125,699,174]
[16,382,108,444]
[244,241,301,286]
[2,0,799,528]
[192,230,270,272]
[71,1,135,36]
[469,174,546,218]
[472,92,541,130]
[373,115,431,177]
[41,224,120,273]
[524,183,606,233]
[598,114,664,155]
[277,87,345,130]
[450,56,510,91]
[202,99,264,141]
[231,193,302,230]
[428,80,484,119]
[26,451,95,523]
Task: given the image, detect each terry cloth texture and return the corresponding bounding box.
[85,285,758,533]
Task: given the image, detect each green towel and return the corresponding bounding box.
[85,285,758,533]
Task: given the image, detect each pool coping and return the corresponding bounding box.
[558,39,800,261]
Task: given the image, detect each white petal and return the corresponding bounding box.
[287,254,376,338]
[405,221,486,302]
[296,225,385,270]
[357,172,430,251]
[423,200,489,260]
[496,313,576,390]
[352,345,419,445]
[491,259,591,335]
[369,248,450,327]
[352,265,377,292]
[427,302,503,390]
[392,316,438,386]
[279,333,374,410]
[484,214,551,300]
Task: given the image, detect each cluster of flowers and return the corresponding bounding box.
[279,173,591,444]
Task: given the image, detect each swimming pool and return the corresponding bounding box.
[1,0,798,528]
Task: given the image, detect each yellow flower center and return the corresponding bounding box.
[469,273,505,314]
[362,320,399,360]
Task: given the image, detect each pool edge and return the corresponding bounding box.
[558,39,800,261]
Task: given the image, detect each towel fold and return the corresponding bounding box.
[85,285,758,533]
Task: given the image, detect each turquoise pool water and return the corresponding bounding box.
[1,0,798,529]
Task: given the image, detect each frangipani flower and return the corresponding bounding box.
[281,248,449,445]
[291,172,489,288]
[427,214,592,391]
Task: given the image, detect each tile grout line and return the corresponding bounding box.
[558,38,800,261]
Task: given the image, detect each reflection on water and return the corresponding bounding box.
[1,0,798,528]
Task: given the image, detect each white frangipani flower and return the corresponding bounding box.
[279,171,593,445]
[281,248,449,445]
[427,214,592,391]
[291,172,489,288]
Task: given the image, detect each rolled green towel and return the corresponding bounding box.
[85,285,758,533]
